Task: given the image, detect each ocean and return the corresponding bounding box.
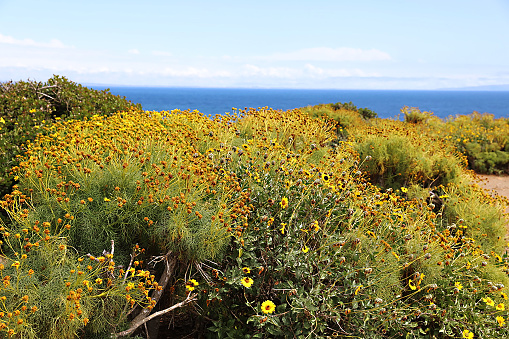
[92,87,509,120]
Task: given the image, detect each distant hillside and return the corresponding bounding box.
[441,84,509,91]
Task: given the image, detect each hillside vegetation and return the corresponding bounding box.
[0,78,508,338]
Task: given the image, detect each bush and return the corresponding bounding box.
[200,108,509,338]
[1,91,508,338]
[402,106,435,124]
[0,75,142,199]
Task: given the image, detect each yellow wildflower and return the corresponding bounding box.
[496,303,505,311]
[496,316,505,327]
[241,277,253,288]
[261,300,276,314]
[455,282,463,290]
[280,197,288,209]
[462,329,474,338]
[302,246,309,253]
[186,279,199,291]
[483,296,495,307]
[280,223,286,234]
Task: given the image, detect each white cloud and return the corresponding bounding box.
[0,33,67,49]
[242,64,301,78]
[160,67,231,78]
[262,47,392,62]
[152,50,173,57]
[128,49,140,55]
[304,64,380,78]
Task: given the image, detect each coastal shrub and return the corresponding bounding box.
[1,94,508,338]
[0,197,152,338]
[349,119,464,190]
[413,111,509,174]
[438,113,509,174]
[198,108,509,338]
[299,104,367,140]
[3,109,248,337]
[0,75,141,199]
[402,106,435,124]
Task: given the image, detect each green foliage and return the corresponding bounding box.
[0,75,141,198]
[350,119,464,190]
[0,84,508,338]
[402,106,435,124]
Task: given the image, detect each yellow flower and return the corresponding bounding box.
[302,246,309,253]
[280,197,288,209]
[401,187,408,193]
[455,282,463,290]
[409,279,417,290]
[354,285,362,295]
[321,173,330,183]
[311,220,320,232]
[11,261,20,269]
[280,223,286,234]
[483,296,495,307]
[241,277,254,288]
[104,197,111,202]
[186,279,199,291]
[126,282,135,292]
[501,292,508,300]
[496,316,505,327]
[496,303,505,311]
[261,300,276,314]
[462,329,474,338]
[242,267,251,274]
[0,117,5,124]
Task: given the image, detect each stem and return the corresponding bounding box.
[113,292,197,338]
[113,251,178,337]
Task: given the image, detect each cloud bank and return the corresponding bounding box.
[1,33,507,90]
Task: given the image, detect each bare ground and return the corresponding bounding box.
[477,175,509,214]
[477,175,509,246]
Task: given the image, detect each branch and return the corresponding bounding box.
[114,251,177,337]
[38,91,56,101]
[113,292,197,338]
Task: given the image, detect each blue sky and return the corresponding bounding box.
[1,0,508,89]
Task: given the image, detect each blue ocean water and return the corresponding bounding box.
[93,87,509,120]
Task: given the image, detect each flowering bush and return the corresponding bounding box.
[0,75,141,199]
[0,86,508,338]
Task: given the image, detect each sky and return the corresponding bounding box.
[1,0,509,90]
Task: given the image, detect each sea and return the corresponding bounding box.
[91,87,509,120]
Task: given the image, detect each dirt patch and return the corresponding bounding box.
[477,175,509,214]
[477,175,509,246]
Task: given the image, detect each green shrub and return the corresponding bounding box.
[402,106,435,124]
[0,75,141,198]
[1,91,508,338]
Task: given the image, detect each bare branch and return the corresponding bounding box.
[113,292,197,338]
[37,91,55,101]
[113,252,180,338]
